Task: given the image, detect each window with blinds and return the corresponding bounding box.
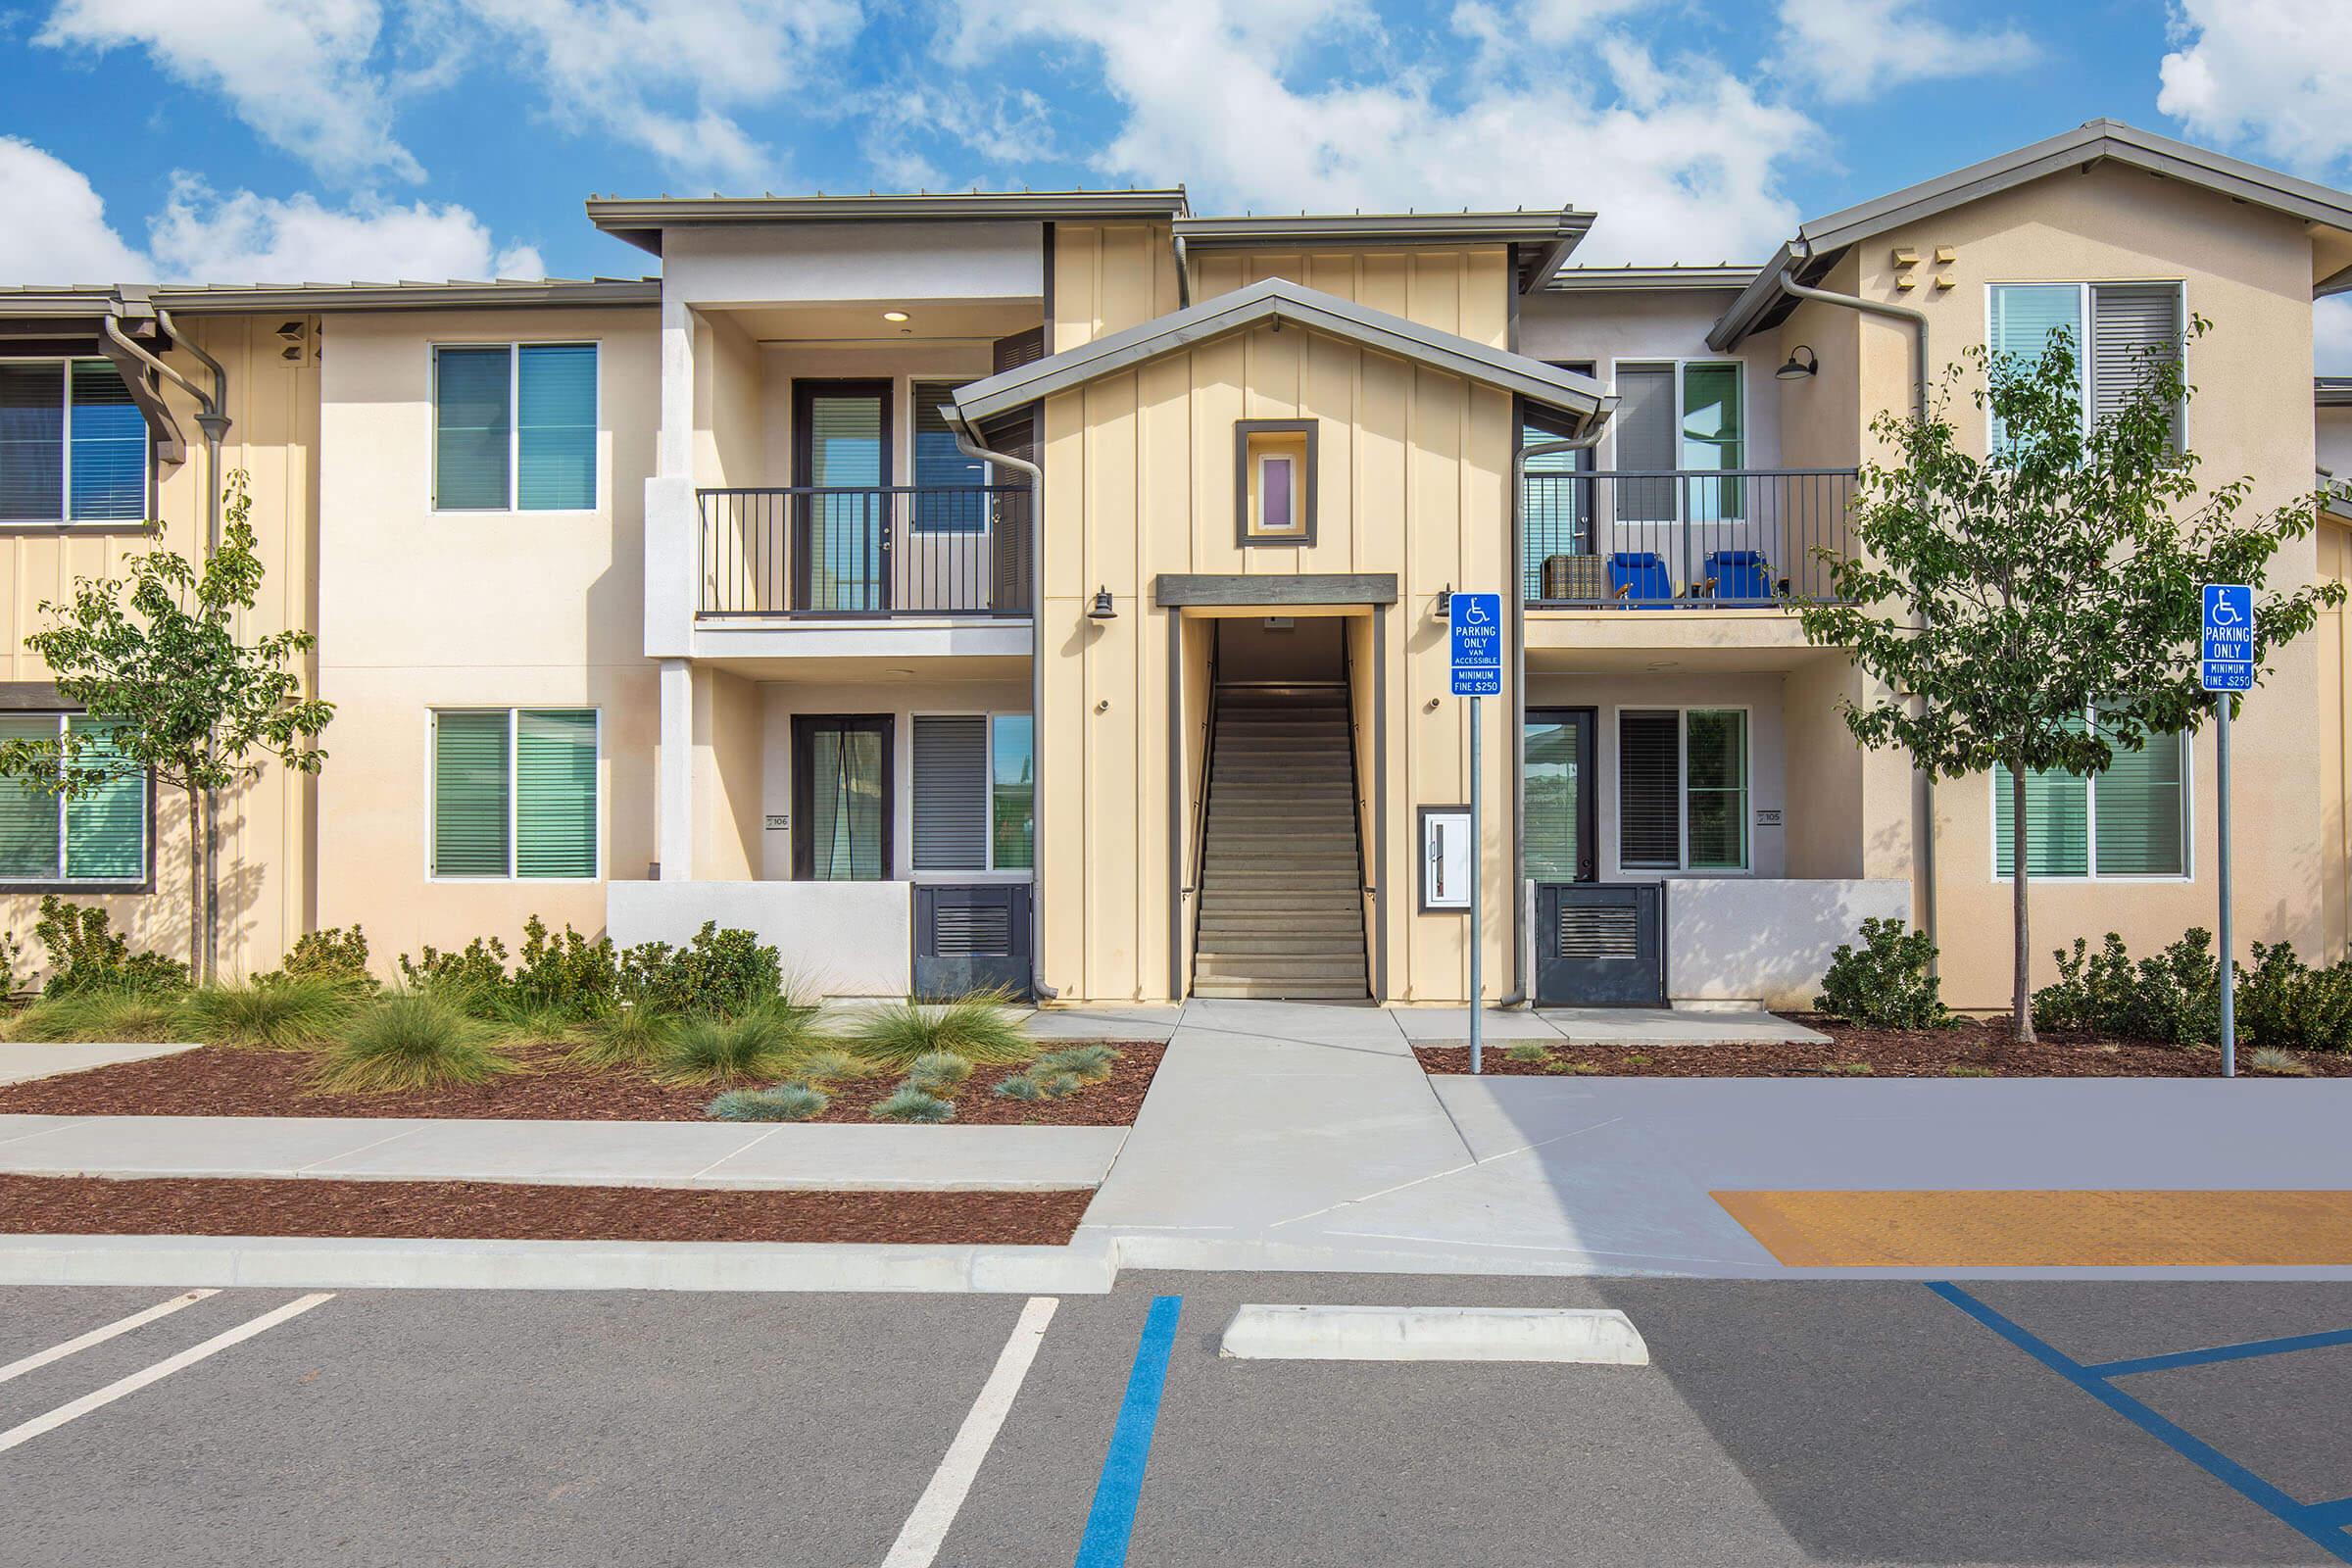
[1993,716,2184,880]
[0,712,148,883]
[0,360,148,523]
[434,344,597,511]
[1612,362,1743,522]
[1617,710,1682,870]
[911,380,988,534]
[912,715,988,870]
[1618,709,1749,873]
[432,709,598,878]
[1988,282,2183,450]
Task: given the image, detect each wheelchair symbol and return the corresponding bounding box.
[1460,599,1494,625]
[2208,592,2244,627]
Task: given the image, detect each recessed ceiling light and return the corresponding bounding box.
[882,310,910,322]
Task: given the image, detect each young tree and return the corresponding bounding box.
[1799,320,2337,1042]
[0,471,332,983]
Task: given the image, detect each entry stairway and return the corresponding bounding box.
[1192,683,1370,1000]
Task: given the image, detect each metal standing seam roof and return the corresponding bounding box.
[1544,265,1758,293]
[586,189,1193,255]
[2320,376,2352,408]
[0,277,661,317]
[1709,118,2352,351]
[942,275,1615,431]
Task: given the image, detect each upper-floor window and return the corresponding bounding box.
[0,713,147,885]
[1613,361,1742,522]
[432,344,597,512]
[1992,710,2186,880]
[430,708,600,879]
[0,360,149,524]
[1987,282,2184,452]
[1235,420,1316,547]
[911,379,989,534]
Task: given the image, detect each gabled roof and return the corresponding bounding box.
[943,276,1613,432]
[588,189,1192,256]
[1711,119,2352,350]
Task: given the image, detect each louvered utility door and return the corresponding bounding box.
[1535,883,1665,1007]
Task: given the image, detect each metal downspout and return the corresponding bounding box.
[950,411,1057,1001]
[1171,234,1192,309]
[1768,257,1938,964]
[1508,421,1608,1006]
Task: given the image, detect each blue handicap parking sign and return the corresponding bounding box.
[2202,583,2253,693]
[1448,593,1503,696]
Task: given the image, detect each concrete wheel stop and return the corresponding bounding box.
[1217,1303,1649,1363]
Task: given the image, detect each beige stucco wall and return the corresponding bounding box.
[0,316,317,977]
[2319,520,2351,957]
[314,305,662,965]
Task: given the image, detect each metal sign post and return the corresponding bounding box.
[2201,583,2252,1079]
[1448,593,1504,1073]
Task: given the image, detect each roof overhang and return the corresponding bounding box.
[2321,376,2352,409]
[943,276,1614,433]
[1710,119,2352,351]
[587,189,1192,257]
[1172,209,1592,292]
[1546,265,1757,294]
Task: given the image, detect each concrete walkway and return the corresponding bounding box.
[0,1042,195,1085]
[0,1114,1125,1193]
[1085,1000,2352,1279]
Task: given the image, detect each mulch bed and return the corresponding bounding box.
[0,1042,1163,1124]
[0,1174,1089,1245]
[1415,1016,2352,1078]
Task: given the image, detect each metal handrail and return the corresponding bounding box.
[1522,466,1859,607]
[697,483,1032,617]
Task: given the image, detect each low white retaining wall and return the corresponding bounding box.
[607,880,911,999]
[1667,878,1911,1008]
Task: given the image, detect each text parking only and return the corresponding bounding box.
[2202,583,2253,692]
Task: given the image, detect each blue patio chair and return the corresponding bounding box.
[1704,549,1773,603]
[1606,551,1674,607]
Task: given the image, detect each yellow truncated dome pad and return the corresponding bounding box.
[1712,1190,2352,1267]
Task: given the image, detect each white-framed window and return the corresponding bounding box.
[429,708,600,880]
[1617,707,1749,872]
[431,343,599,512]
[1985,281,2185,451]
[1991,710,2188,881]
[910,712,1033,872]
[0,713,148,885]
[1610,359,1744,523]
[0,359,149,524]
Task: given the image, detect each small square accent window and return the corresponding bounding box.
[1235,420,1316,546]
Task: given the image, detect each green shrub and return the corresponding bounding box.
[0,929,23,998]
[653,1002,822,1085]
[2034,929,2220,1045]
[623,922,782,1017]
[33,897,188,997]
[316,992,514,1093]
[510,916,624,1016]
[396,935,512,1004]
[2234,942,2352,1054]
[179,977,358,1050]
[9,986,188,1043]
[992,1071,1045,1101]
[906,1051,973,1095]
[1814,917,1948,1030]
[569,1004,673,1070]
[871,1086,955,1123]
[259,927,375,993]
[708,1083,829,1121]
[848,993,1031,1066]
[1034,1044,1118,1084]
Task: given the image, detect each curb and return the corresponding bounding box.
[1218,1302,1649,1363]
[0,1230,1117,1296]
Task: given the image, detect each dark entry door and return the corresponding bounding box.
[792,714,892,880]
[793,379,892,613]
[1536,882,1666,1006]
[1524,708,1595,883]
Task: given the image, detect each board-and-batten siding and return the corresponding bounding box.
[2321,520,2352,959]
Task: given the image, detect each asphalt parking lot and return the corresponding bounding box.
[4,1273,2350,1566]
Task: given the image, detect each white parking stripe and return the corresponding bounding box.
[881,1296,1058,1568]
[0,1293,332,1455]
[0,1291,220,1387]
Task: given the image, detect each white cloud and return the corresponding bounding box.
[1774,0,2035,106]
[0,140,542,286]
[437,0,863,188]
[2319,297,2352,375]
[2158,0,2352,172]
[38,0,421,184]
[949,0,1814,265]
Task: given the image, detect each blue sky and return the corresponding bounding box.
[0,0,2345,360]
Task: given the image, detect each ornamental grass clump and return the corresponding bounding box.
[991,1071,1044,1102]
[2247,1046,2311,1077]
[793,1048,873,1085]
[569,1004,673,1070]
[179,976,359,1050]
[905,1051,973,1096]
[1033,1044,1118,1084]
[871,1085,955,1123]
[653,1002,824,1086]
[847,992,1031,1066]
[316,991,514,1094]
[1502,1041,1552,1065]
[708,1083,830,1121]
[9,986,188,1044]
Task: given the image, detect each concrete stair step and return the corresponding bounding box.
[1196,954,1369,978]
[1191,982,1369,1001]
[1194,934,1365,956]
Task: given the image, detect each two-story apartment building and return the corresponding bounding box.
[3,120,2349,1011]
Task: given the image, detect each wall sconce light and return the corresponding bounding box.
[1088,586,1116,620]
[1432,583,1452,621]
[1775,345,1819,382]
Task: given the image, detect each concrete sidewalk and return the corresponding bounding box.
[0,1114,1125,1193]
[1086,1000,2352,1280]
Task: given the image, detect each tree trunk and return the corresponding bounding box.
[201,786,218,987]
[2010,760,2036,1044]
[185,783,205,986]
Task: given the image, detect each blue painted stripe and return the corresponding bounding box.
[1928,1283,2352,1564]
[2311,1497,2352,1530]
[1074,1295,1183,1568]
[2085,1326,2352,1380]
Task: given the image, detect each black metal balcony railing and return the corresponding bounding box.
[1522,468,1858,608]
[698,485,1033,617]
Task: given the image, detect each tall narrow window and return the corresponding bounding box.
[1684,710,1748,871]
[514,709,598,878]
[911,380,988,533]
[1523,710,1591,881]
[70,363,147,520]
[793,714,891,881]
[991,714,1034,871]
[1617,710,1681,870]
[912,715,988,870]
[0,712,149,884]
[516,345,597,510]
[1679,365,1743,522]
[1235,421,1315,546]
[433,347,513,511]
[798,383,889,612]
[431,710,513,876]
[431,708,599,879]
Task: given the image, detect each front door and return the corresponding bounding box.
[1524,707,1596,883]
[793,379,892,613]
[791,714,893,880]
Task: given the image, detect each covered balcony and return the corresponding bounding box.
[697,482,1032,618]
[1522,467,1858,608]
